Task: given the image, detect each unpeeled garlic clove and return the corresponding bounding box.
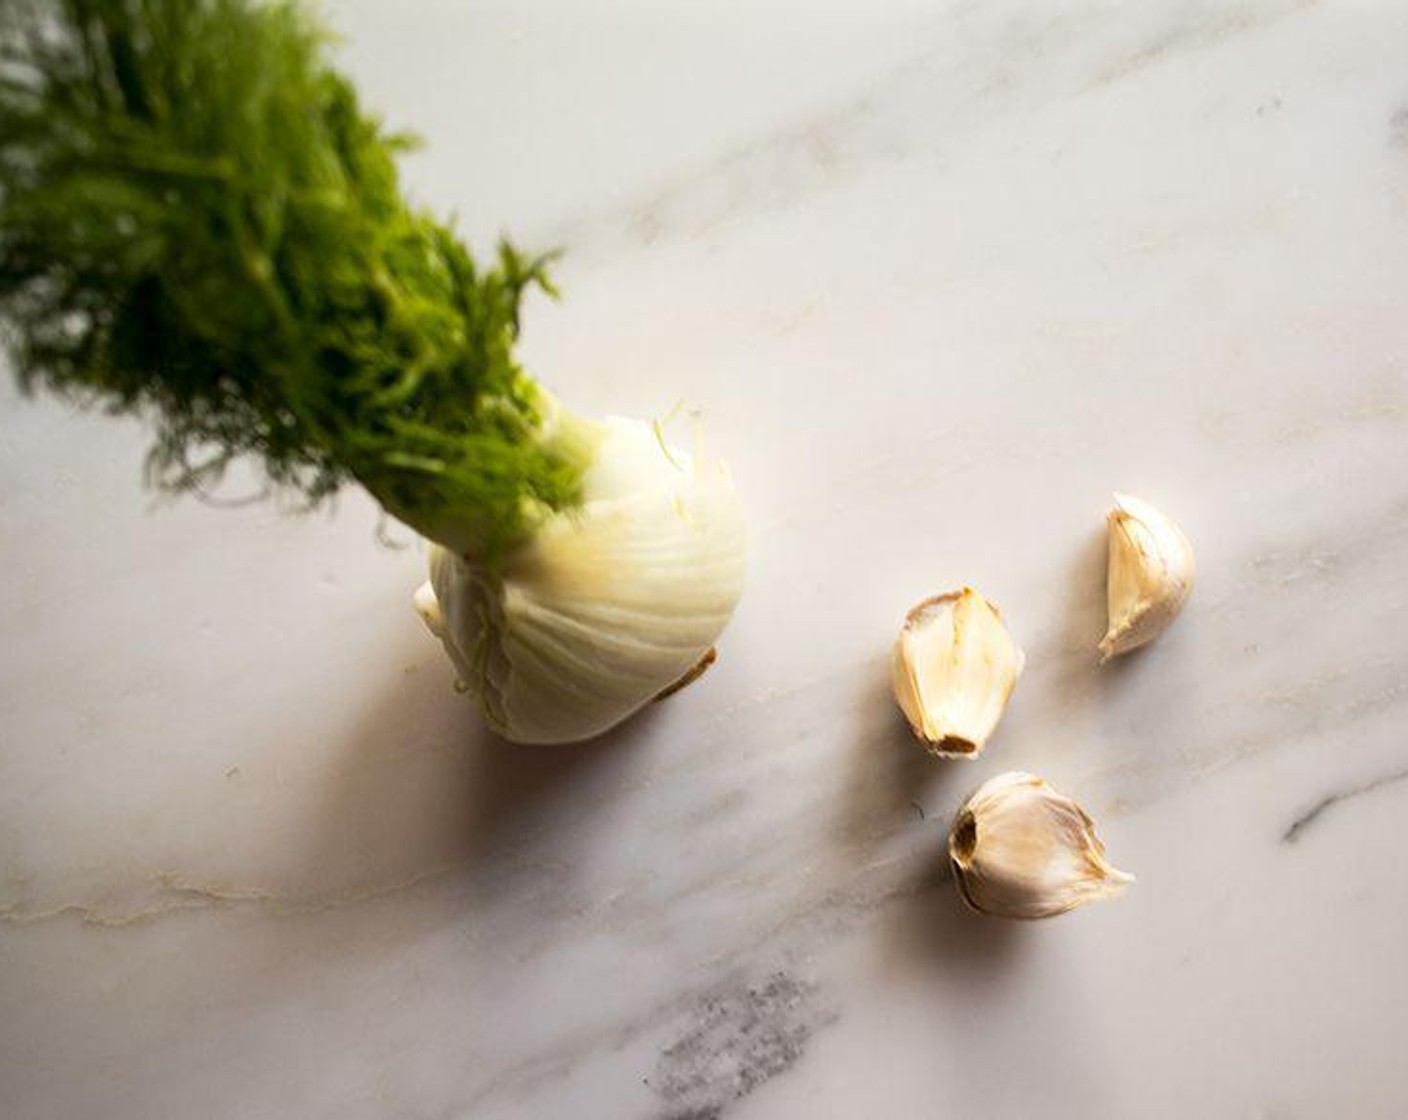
[1099,493,1194,661]
[891,587,1024,758]
[949,771,1133,920]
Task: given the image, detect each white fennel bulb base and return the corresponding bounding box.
[414,416,746,744]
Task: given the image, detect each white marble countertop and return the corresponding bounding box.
[4,1,1408,1117]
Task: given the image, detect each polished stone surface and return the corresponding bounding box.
[4,2,1408,1116]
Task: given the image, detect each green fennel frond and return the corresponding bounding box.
[0,0,580,560]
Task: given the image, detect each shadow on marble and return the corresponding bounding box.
[877,854,1034,984]
[825,656,1033,980]
[833,657,971,852]
[1094,637,1202,807]
[300,635,659,906]
[1037,523,1108,738]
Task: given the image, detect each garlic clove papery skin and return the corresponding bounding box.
[949,771,1133,920]
[891,587,1024,758]
[1099,493,1195,661]
[416,416,745,744]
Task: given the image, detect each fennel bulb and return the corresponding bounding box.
[416,414,745,743]
[0,0,746,744]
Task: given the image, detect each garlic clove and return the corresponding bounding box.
[892,587,1024,758]
[949,771,1133,920]
[1099,492,1194,661]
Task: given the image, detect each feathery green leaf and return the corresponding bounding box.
[0,0,582,560]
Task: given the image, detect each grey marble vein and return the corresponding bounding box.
[1282,765,1408,844]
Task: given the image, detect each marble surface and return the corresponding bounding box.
[4,1,1408,1116]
